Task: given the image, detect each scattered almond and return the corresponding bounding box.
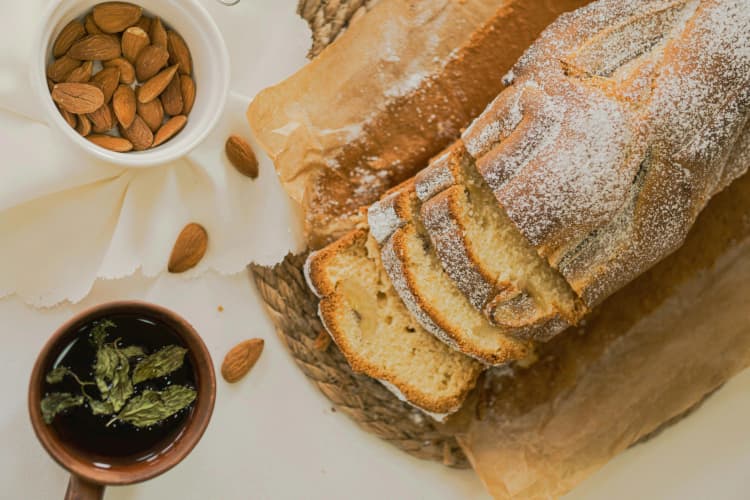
[47,55,80,83]
[91,67,120,103]
[221,339,264,383]
[88,103,115,133]
[180,75,196,115]
[225,135,259,179]
[58,106,77,129]
[167,30,191,75]
[121,26,149,63]
[88,134,134,152]
[103,58,135,85]
[53,20,86,58]
[138,64,178,103]
[161,74,183,116]
[113,84,136,128]
[313,330,332,351]
[76,114,92,136]
[153,115,187,147]
[68,34,122,61]
[92,2,143,34]
[84,15,102,35]
[136,96,164,132]
[149,17,167,49]
[168,223,208,273]
[64,61,93,83]
[135,45,169,82]
[52,83,104,114]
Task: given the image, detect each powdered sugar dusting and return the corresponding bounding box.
[457,0,750,306]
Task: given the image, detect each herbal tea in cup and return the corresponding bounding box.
[41,315,197,462]
[29,301,215,499]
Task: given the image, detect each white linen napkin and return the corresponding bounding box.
[0,0,309,307]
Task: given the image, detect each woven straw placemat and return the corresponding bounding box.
[297,0,380,58]
[250,254,469,468]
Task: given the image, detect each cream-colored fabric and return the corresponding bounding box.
[0,0,305,307]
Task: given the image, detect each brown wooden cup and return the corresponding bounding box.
[28,301,216,500]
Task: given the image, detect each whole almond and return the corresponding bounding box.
[149,17,168,49]
[180,75,196,115]
[53,20,86,58]
[92,2,143,34]
[138,64,179,103]
[136,96,164,132]
[58,106,77,129]
[222,339,264,383]
[52,83,104,114]
[167,30,191,75]
[88,134,133,152]
[113,84,136,128]
[226,135,259,179]
[68,34,122,61]
[88,103,115,133]
[134,15,152,33]
[104,58,135,85]
[64,61,93,83]
[91,67,120,103]
[121,26,149,63]
[120,114,153,150]
[47,55,80,82]
[76,114,92,136]
[84,15,102,35]
[135,45,169,82]
[153,115,187,147]
[168,223,208,273]
[47,78,55,92]
[161,74,183,116]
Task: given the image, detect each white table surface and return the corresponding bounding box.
[2,1,750,498]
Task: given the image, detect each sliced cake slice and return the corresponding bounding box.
[368,176,533,365]
[416,146,586,341]
[305,228,483,414]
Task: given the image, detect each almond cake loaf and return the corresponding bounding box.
[306,0,750,414]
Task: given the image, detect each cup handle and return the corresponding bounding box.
[64,476,105,500]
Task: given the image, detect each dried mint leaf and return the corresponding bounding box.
[107,348,133,412]
[120,345,145,358]
[111,385,196,428]
[41,393,84,424]
[88,398,115,416]
[90,319,116,347]
[45,366,71,384]
[94,344,133,412]
[132,345,188,384]
[94,344,120,398]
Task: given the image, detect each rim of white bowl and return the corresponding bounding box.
[33,0,231,168]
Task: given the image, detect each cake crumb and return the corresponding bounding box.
[217,305,224,312]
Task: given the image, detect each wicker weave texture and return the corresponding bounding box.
[297,0,380,58]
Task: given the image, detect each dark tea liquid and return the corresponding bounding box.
[43,314,195,465]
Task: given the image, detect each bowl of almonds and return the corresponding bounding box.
[36,1,230,167]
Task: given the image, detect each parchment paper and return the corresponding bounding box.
[453,169,750,499]
[248,0,591,247]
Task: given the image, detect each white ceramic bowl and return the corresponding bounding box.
[34,0,230,168]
